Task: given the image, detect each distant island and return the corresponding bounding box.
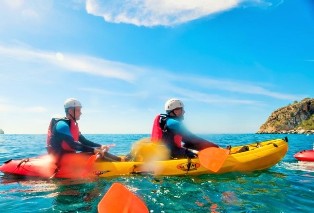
[0,129,4,134]
[257,98,314,134]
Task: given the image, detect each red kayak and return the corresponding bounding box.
[0,153,95,179]
[294,150,314,162]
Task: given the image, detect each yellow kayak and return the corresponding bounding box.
[0,138,288,179]
[94,137,288,177]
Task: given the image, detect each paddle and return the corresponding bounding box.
[198,147,230,172]
[98,182,149,213]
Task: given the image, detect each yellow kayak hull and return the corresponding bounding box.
[94,138,288,177]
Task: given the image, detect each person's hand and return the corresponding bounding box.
[94,148,105,158]
[100,144,116,151]
[100,145,110,152]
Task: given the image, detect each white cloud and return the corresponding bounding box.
[0,104,11,113]
[184,76,304,101]
[3,0,24,9]
[85,0,243,26]
[26,106,47,113]
[21,8,40,19]
[1,0,52,21]
[0,103,46,113]
[0,98,10,112]
[0,44,139,82]
[152,72,304,102]
[79,87,148,98]
[0,44,304,109]
[170,87,261,105]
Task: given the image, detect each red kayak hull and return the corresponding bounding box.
[0,153,95,179]
[294,150,314,162]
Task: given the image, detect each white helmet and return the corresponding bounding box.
[64,98,82,109]
[164,98,184,112]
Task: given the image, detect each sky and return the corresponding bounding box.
[0,0,313,134]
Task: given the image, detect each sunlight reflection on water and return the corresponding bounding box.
[0,134,314,212]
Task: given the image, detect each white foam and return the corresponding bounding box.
[282,161,314,173]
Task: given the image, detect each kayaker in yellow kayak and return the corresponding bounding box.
[151,98,220,159]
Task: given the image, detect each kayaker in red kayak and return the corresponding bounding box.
[151,98,220,158]
[47,98,123,162]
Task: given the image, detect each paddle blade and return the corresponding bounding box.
[198,148,230,172]
[98,182,149,213]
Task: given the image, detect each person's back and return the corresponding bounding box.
[47,117,72,155]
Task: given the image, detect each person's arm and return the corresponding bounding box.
[166,118,219,150]
[182,134,219,150]
[78,134,102,148]
[55,121,95,153]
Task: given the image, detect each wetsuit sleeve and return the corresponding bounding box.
[166,118,219,150]
[55,121,95,152]
[166,118,188,134]
[78,134,101,148]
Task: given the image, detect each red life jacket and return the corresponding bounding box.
[151,114,183,148]
[61,120,79,151]
[46,118,80,153]
[151,114,163,142]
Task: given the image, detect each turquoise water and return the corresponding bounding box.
[0,134,313,213]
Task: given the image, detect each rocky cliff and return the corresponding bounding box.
[257,98,314,134]
[0,129,4,134]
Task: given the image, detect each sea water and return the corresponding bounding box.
[0,134,313,213]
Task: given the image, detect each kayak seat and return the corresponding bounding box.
[236,146,249,153]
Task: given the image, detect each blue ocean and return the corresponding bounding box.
[0,134,313,213]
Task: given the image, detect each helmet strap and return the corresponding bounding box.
[73,107,76,122]
[68,108,77,123]
[169,110,176,117]
[170,110,184,120]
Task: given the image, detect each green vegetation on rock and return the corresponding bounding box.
[298,114,314,130]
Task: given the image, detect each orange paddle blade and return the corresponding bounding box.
[198,148,230,172]
[98,182,149,213]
